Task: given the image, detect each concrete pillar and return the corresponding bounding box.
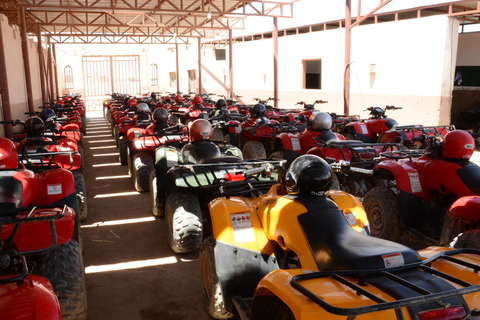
[198,38,203,94]
[175,43,180,93]
[344,0,352,115]
[228,29,233,98]
[47,37,55,102]
[0,17,13,137]
[273,17,279,108]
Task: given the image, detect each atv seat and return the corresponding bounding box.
[202,156,243,164]
[296,196,421,271]
[0,171,24,211]
[180,140,222,164]
[324,139,365,148]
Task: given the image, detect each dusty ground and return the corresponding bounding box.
[82,114,213,320]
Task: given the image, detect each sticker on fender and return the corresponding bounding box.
[408,170,422,193]
[230,211,255,243]
[47,184,62,195]
[382,252,404,268]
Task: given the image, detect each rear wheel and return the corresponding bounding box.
[363,187,402,241]
[132,152,154,192]
[149,170,163,217]
[165,192,203,254]
[72,171,88,221]
[452,229,480,249]
[34,240,87,320]
[119,137,128,165]
[242,141,266,160]
[269,151,285,160]
[113,125,120,148]
[212,128,224,142]
[81,115,87,135]
[200,236,235,319]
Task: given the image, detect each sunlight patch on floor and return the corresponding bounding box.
[94,191,140,198]
[85,256,178,274]
[81,216,155,228]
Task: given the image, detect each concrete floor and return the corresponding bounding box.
[82,114,212,320]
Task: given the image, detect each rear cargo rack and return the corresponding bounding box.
[171,160,283,197]
[291,248,480,319]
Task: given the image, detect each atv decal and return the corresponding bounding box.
[408,170,422,193]
[344,211,356,226]
[361,124,369,134]
[47,183,63,195]
[382,252,404,268]
[291,138,301,151]
[230,211,255,243]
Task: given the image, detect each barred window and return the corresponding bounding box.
[65,66,74,89]
[150,64,158,86]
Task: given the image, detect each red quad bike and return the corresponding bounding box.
[63,93,87,135]
[51,101,85,137]
[167,94,190,124]
[283,100,328,124]
[341,105,404,142]
[5,118,88,221]
[0,209,64,320]
[362,130,480,248]
[0,137,87,320]
[110,97,138,133]
[113,103,152,148]
[128,123,188,193]
[183,97,211,126]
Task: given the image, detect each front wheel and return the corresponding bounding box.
[200,236,235,319]
[113,125,120,148]
[165,192,203,254]
[72,172,88,220]
[149,170,163,217]
[242,141,266,160]
[34,240,88,320]
[119,137,128,165]
[363,187,402,241]
[132,152,154,192]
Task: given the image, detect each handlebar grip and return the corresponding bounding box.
[243,166,266,177]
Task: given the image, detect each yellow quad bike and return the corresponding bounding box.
[200,155,480,320]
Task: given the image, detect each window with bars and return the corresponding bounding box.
[150,64,158,86]
[304,60,322,90]
[65,65,74,89]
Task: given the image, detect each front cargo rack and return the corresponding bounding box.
[291,248,480,320]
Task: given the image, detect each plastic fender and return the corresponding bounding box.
[127,127,143,141]
[335,133,346,140]
[228,120,242,134]
[208,196,274,255]
[219,145,243,159]
[0,275,62,320]
[374,161,424,195]
[344,121,368,135]
[377,130,404,144]
[14,169,38,207]
[34,169,76,205]
[2,206,76,250]
[277,133,302,153]
[62,123,80,131]
[154,146,179,168]
[417,246,480,308]
[58,137,78,152]
[134,136,160,151]
[448,196,480,222]
[327,190,369,232]
[255,191,319,271]
[298,130,319,152]
[306,147,349,163]
[254,269,396,320]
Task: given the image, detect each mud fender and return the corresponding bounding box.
[154,146,179,168]
[448,196,480,222]
[374,161,425,195]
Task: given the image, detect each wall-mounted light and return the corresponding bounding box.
[207,7,211,19]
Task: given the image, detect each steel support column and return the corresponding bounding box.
[19,7,35,112]
[36,25,47,104]
[0,17,13,137]
[198,38,203,94]
[273,17,279,109]
[344,0,352,115]
[175,43,180,93]
[53,44,59,99]
[47,37,55,102]
[229,29,233,98]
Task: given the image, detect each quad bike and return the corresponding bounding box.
[198,155,480,320]
[114,106,152,148]
[362,130,480,247]
[377,124,453,149]
[128,124,188,192]
[0,137,87,319]
[149,130,245,253]
[209,109,248,142]
[341,105,403,142]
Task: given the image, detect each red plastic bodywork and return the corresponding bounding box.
[0,275,62,320]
